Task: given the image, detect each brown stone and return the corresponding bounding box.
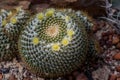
[68,76,73,80]
[112,35,120,44]
[31,0,49,4]
[31,3,49,13]
[92,25,98,32]
[117,78,120,80]
[65,0,77,2]
[0,73,3,80]
[0,0,18,10]
[109,74,117,80]
[113,53,120,60]
[9,74,17,80]
[23,77,32,80]
[18,1,31,10]
[73,71,80,77]
[116,66,120,72]
[116,43,120,49]
[76,73,88,80]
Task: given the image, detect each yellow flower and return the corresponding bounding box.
[65,16,70,22]
[10,17,17,24]
[37,13,44,20]
[2,20,7,26]
[52,43,60,51]
[62,38,69,46]
[32,37,39,45]
[46,9,55,17]
[67,29,74,37]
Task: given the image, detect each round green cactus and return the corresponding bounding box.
[0,8,30,61]
[18,8,90,78]
[0,9,14,61]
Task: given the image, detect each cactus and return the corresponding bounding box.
[3,7,30,40]
[18,8,94,78]
[0,9,14,61]
[0,7,30,61]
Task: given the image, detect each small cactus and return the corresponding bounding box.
[0,9,14,61]
[3,7,30,40]
[0,7,30,61]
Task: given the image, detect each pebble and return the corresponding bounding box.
[92,66,110,80]
[117,78,120,80]
[0,73,3,80]
[116,66,120,72]
[92,24,99,32]
[116,43,120,49]
[31,3,50,13]
[18,1,31,10]
[113,53,120,60]
[31,0,49,4]
[68,76,73,80]
[112,35,120,44]
[23,77,32,80]
[9,74,17,80]
[109,74,117,80]
[0,0,18,9]
[76,73,88,80]
[72,71,80,77]
[0,68,10,74]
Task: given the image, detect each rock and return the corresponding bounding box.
[92,66,110,80]
[112,35,120,44]
[116,66,120,72]
[31,3,50,13]
[65,0,77,2]
[68,76,73,80]
[31,0,49,4]
[117,78,120,80]
[92,25,98,33]
[0,68,10,74]
[73,71,80,77]
[0,73,3,80]
[109,74,117,80]
[116,43,120,49]
[50,0,68,6]
[4,74,10,80]
[9,74,17,80]
[18,1,31,10]
[23,77,32,80]
[113,53,120,60]
[5,0,18,6]
[76,73,88,80]
[0,0,18,10]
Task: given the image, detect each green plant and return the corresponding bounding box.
[0,7,30,61]
[18,8,100,78]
